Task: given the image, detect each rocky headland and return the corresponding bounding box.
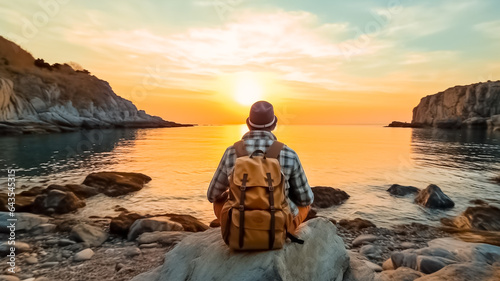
[0,36,191,136]
[388,80,500,130]
[1,178,499,281]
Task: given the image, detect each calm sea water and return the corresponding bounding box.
[1,125,499,227]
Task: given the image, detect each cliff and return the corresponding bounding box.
[0,36,191,135]
[411,81,500,129]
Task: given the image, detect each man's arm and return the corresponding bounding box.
[287,154,314,206]
[207,147,231,203]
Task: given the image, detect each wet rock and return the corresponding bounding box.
[58,239,76,246]
[82,172,152,197]
[344,251,377,281]
[441,204,500,231]
[19,186,45,196]
[25,256,38,265]
[46,184,99,199]
[73,248,94,262]
[494,176,500,184]
[40,261,58,268]
[382,258,394,270]
[414,184,454,209]
[209,219,220,228]
[128,216,184,241]
[124,247,141,257]
[360,245,383,259]
[338,218,376,231]
[0,241,30,255]
[0,193,36,212]
[376,267,423,281]
[387,184,420,196]
[130,218,349,281]
[469,199,489,206]
[353,234,380,247]
[417,256,455,274]
[110,211,145,237]
[30,223,56,235]
[0,275,21,281]
[414,262,500,281]
[311,186,350,208]
[139,243,160,249]
[70,223,109,247]
[400,242,418,249]
[32,190,85,214]
[390,237,500,275]
[137,231,190,246]
[161,214,209,232]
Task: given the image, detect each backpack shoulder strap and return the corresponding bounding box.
[266,141,284,159]
[234,140,248,157]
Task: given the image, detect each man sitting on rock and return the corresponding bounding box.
[207,101,314,236]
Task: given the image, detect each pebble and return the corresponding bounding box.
[124,247,141,257]
[40,262,58,268]
[0,275,21,281]
[44,239,59,245]
[352,234,380,247]
[73,248,94,262]
[59,239,76,246]
[30,224,57,235]
[400,242,418,249]
[25,256,38,265]
[139,243,160,249]
[61,250,73,258]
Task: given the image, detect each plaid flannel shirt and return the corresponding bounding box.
[207,130,314,216]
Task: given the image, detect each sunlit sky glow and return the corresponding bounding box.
[1,0,499,125]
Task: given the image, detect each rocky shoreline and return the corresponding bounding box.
[1,173,499,281]
[0,36,193,136]
[387,80,500,130]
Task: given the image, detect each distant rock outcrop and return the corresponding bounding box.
[388,80,500,129]
[0,36,191,135]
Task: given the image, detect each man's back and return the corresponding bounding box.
[207,129,314,217]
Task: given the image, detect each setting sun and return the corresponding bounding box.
[234,73,264,106]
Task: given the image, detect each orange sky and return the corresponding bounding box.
[1,1,499,125]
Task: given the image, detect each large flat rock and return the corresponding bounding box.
[131,218,349,281]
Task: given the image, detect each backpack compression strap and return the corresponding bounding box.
[266,141,284,159]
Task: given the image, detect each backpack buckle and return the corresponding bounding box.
[239,205,245,211]
[269,186,274,192]
[270,206,275,212]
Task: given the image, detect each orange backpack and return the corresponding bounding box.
[220,140,294,250]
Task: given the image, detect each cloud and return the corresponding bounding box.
[475,20,500,39]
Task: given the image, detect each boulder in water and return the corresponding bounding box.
[311,186,350,208]
[441,204,500,231]
[110,211,145,237]
[414,184,454,209]
[130,218,349,281]
[46,184,99,199]
[387,184,420,196]
[338,218,376,231]
[0,193,36,212]
[82,172,151,197]
[32,189,85,214]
